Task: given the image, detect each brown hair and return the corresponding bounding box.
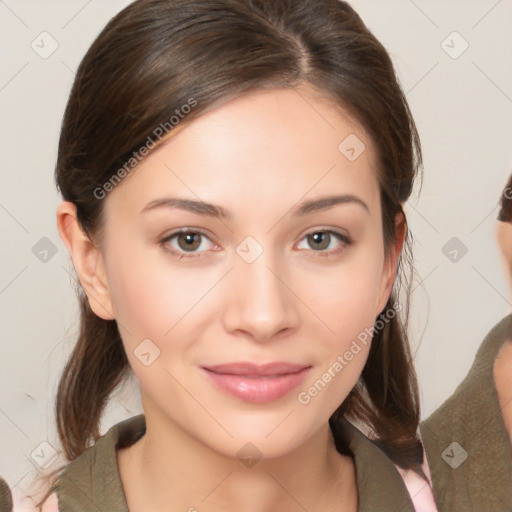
[498,174,512,223]
[35,0,424,505]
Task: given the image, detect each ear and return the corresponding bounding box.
[376,211,406,314]
[56,201,115,320]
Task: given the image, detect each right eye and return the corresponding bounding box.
[159,229,217,260]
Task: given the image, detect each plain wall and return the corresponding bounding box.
[1,0,511,504]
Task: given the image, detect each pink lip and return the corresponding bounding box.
[201,362,312,402]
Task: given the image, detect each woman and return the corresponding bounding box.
[21,0,438,510]
[420,175,512,511]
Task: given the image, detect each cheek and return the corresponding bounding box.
[105,238,218,344]
[306,249,386,338]
[294,245,387,403]
[105,252,210,397]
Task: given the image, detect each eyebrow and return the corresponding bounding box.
[140,194,369,219]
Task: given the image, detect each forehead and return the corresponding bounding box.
[105,85,381,220]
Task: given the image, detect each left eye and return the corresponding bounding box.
[296,230,351,254]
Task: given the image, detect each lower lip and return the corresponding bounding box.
[201,367,312,403]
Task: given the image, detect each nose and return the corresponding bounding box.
[222,246,300,343]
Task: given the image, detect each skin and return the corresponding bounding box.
[496,221,512,293]
[56,84,405,512]
[494,341,512,446]
[494,220,512,446]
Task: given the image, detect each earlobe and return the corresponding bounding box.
[56,201,115,320]
[376,212,407,314]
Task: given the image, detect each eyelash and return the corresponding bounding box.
[158,228,353,261]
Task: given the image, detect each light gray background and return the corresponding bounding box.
[1,0,511,506]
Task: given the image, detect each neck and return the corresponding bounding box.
[118,402,357,512]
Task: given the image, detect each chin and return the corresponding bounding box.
[204,417,316,460]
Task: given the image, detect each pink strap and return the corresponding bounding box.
[394,445,439,511]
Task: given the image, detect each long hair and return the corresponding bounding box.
[35,0,424,506]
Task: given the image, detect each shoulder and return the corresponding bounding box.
[421,313,512,437]
[420,314,512,511]
[51,415,144,511]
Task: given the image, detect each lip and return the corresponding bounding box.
[201,362,312,402]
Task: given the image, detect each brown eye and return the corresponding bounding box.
[307,231,331,251]
[297,229,352,257]
[159,229,215,260]
[176,232,202,252]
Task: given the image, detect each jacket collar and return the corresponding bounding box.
[55,413,416,511]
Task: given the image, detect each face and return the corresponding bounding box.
[83,85,400,459]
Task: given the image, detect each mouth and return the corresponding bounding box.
[201,362,312,402]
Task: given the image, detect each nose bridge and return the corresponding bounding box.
[223,235,297,340]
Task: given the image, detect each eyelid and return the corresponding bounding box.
[298,225,352,244]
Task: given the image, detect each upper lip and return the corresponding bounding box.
[202,362,311,376]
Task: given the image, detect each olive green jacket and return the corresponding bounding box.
[420,313,512,511]
[49,414,418,512]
